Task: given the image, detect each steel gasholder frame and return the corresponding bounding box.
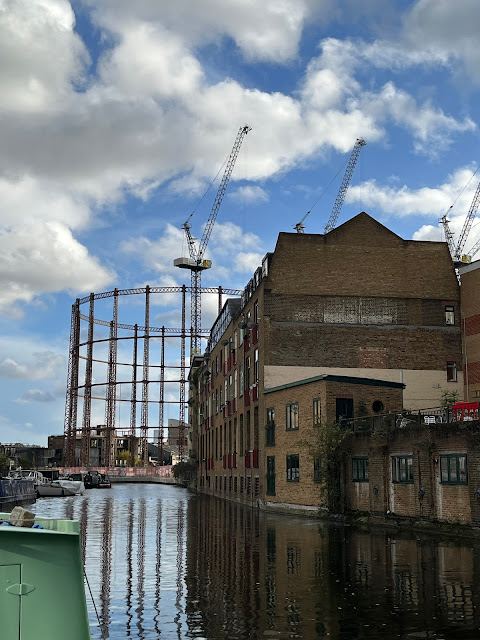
[63,285,240,467]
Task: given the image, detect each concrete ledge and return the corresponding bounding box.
[262,501,321,517]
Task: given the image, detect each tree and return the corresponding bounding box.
[118,450,134,466]
[172,461,196,483]
[440,389,459,409]
[301,422,353,514]
[18,457,33,469]
[0,452,11,476]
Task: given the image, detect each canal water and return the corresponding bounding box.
[30,484,480,639]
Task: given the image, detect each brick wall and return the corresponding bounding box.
[347,424,480,525]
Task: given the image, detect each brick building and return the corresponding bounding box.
[189,212,464,515]
[459,259,480,400]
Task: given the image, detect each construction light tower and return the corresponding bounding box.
[294,138,366,233]
[174,124,251,356]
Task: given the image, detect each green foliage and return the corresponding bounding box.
[172,461,197,482]
[301,421,352,514]
[118,450,134,466]
[0,452,11,475]
[440,389,459,409]
[18,457,33,469]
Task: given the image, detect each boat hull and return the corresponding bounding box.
[0,478,36,506]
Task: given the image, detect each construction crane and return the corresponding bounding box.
[440,179,480,263]
[294,138,366,233]
[174,124,251,356]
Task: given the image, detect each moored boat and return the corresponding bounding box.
[0,509,92,639]
[0,477,36,506]
[37,479,85,497]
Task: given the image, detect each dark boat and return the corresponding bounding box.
[0,477,36,506]
[84,470,111,489]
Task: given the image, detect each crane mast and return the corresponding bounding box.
[439,212,457,259]
[174,124,251,356]
[455,180,480,261]
[324,138,366,234]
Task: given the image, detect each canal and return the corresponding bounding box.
[30,484,480,639]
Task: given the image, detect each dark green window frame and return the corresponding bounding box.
[286,403,299,431]
[313,397,321,426]
[392,455,414,484]
[286,454,299,482]
[352,457,369,482]
[313,457,322,483]
[266,407,275,447]
[440,454,467,485]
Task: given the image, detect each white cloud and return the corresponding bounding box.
[347,166,478,217]
[229,186,269,204]
[403,0,480,82]
[85,0,325,63]
[0,221,115,314]
[0,351,64,380]
[15,389,57,404]
[234,252,263,273]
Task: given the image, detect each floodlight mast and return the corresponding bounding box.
[174,124,251,356]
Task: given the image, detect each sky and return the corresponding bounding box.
[1,0,480,446]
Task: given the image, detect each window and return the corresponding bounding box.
[372,400,384,414]
[286,454,300,482]
[246,356,251,389]
[239,364,244,397]
[254,299,259,324]
[313,457,322,483]
[313,398,321,426]
[445,305,455,325]
[234,369,238,399]
[352,457,369,482]
[286,403,299,430]
[392,455,413,483]
[446,361,457,382]
[254,349,259,385]
[266,407,275,447]
[440,454,467,484]
[215,389,219,413]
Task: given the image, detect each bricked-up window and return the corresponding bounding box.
[446,361,457,382]
[445,305,455,325]
[440,454,467,484]
[352,457,369,482]
[313,398,321,426]
[392,455,414,483]
[266,407,275,446]
[313,457,322,482]
[286,403,299,430]
[286,454,300,482]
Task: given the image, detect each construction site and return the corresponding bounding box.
[62,127,480,471]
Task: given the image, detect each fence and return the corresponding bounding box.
[59,466,173,478]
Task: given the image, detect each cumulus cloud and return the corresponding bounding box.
[0,351,64,380]
[15,389,57,404]
[0,1,476,313]
[0,222,115,315]
[347,166,478,217]
[229,186,269,204]
[234,252,264,273]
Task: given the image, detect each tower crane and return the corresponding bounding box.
[440,178,480,263]
[174,124,251,356]
[294,138,366,233]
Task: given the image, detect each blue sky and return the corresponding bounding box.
[1,0,480,445]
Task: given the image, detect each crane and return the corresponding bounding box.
[440,179,480,263]
[174,124,251,356]
[295,138,366,233]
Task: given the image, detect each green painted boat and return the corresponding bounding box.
[0,512,91,640]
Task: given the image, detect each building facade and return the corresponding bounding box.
[189,212,464,514]
[459,259,480,400]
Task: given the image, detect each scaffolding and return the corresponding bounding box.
[63,285,241,467]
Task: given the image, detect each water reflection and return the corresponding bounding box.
[29,486,480,639]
